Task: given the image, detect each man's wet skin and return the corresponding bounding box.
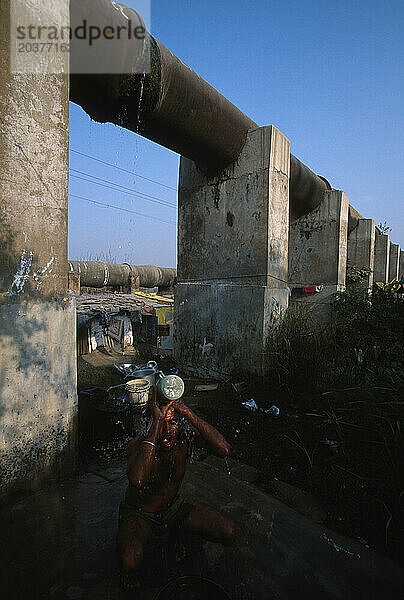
[118,388,235,576]
[125,405,188,512]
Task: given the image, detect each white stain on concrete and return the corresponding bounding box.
[33,257,55,288]
[199,338,213,356]
[7,253,55,294]
[6,250,33,295]
[111,1,130,19]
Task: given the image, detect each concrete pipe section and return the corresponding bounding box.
[69,261,176,289]
[70,0,331,219]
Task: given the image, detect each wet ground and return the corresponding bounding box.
[1,449,402,600]
[76,352,403,563]
[188,382,404,565]
[2,352,401,599]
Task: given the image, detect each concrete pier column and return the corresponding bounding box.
[399,251,404,279]
[288,190,349,313]
[388,243,400,283]
[347,218,376,290]
[373,234,390,284]
[175,126,290,379]
[0,0,77,499]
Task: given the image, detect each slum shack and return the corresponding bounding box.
[75,292,173,456]
[76,291,173,357]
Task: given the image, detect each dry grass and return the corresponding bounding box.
[258,285,404,563]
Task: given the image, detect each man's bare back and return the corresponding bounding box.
[117,389,235,583]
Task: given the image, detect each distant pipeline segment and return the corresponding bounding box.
[69,261,176,290]
[70,0,331,219]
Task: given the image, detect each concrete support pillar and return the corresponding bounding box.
[388,243,400,283]
[289,190,349,313]
[130,273,140,293]
[373,234,390,284]
[0,0,77,499]
[347,218,376,290]
[175,126,290,379]
[399,251,404,280]
[68,271,81,295]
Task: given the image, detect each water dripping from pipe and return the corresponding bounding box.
[136,73,145,134]
[134,73,146,162]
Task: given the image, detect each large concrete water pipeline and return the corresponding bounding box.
[69,261,176,290]
[69,0,331,219]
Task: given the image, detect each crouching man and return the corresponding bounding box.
[118,388,235,587]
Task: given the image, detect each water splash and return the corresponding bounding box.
[91,435,131,462]
[224,457,231,476]
[134,408,152,439]
[168,454,175,483]
[134,73,146,161]
[136,73,145,135]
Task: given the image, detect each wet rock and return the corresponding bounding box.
[268,479,327,524]
[202,455,261,484]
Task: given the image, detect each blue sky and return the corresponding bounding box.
[69,0,404,267]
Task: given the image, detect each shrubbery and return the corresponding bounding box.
[263,284,404,563]
[265,284,404,397]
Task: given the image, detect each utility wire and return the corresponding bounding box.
[69,193,176,225]
[4,139,341,287]
[69,169,176,209]
[70,148,178,192]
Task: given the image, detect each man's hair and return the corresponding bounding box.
[132,407,194,456]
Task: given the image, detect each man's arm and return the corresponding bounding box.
[174,400,230,458]
[127,388,164,488]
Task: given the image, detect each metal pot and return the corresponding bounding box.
[126,368,156,385]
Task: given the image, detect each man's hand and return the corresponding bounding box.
[172,399,230,458]
[172,399,190,417]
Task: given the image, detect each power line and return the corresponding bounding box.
[70,168,176,206]
[69,169,176,209]
[70,148,178,192]
[69,193,176,225]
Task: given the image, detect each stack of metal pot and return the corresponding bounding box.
[114,361,185,404]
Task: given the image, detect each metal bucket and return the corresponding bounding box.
[125,378,151,408]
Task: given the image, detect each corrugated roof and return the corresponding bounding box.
[76,292,173,315]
